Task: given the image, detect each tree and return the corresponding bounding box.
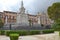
[28,20,33,26]
[0,19,4,28]
[47,2,60,31]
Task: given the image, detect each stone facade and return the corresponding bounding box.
[0,1,52,26]
[4,11,17,24]
[0,11,52,26]
[28,14,38,25]
[0,11,17,24]
[37,12,52,25]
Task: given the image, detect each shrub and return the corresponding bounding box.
[59,31,60,36]
[0,30,5,35]
[6,30,28,36]
[19,30,28,36]
[52,23,60,31]
[6,30,19,36]
[5,30,54,36]
[0,19,4,28]
[9,34,19,40]
[42,29,54,34]
[0,31,1,35]
[29,30,40,35]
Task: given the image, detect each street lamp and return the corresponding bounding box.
[10,23,11,30]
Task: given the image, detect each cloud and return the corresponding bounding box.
[0,0,21,11]
[0,0,60,14]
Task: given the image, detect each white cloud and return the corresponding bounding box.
[0,0,22,11]
[0,0,60,14]
[0,0,34,12]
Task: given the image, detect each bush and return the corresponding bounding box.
[6,30,40,36]
[9,34,19,40]
[19,30,28,36]
[0,31,1,35]
[0,30,5,35]
[52,23,60,31]
[5,30,54,36]
[59,31,60,36]
[6,30,20,36]
[29,30,40,35]
[6,30,28,36]
[0,19,4,28]
[42,29,54,34]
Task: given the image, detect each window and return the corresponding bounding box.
[9,15,11,19]
[13,16,15,20]
[0,14,2,18]
[11,16,13,19]
[5,15,8,18]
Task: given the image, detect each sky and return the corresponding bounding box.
[0,0,60,14]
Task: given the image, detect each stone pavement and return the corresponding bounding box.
[0,36,10,40]
[18,33,60,40]
[0,32,60,40]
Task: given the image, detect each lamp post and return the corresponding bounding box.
[10,23,11,30]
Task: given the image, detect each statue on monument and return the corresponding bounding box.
[16,0,29,26]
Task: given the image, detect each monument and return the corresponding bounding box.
[17,1,29,26]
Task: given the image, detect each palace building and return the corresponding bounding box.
[0,11,52,26]
[0,11,17,24]
[0,1,52,26]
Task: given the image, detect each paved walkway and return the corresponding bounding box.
[18,33,60,40]
[0,36,10,40]
[0,32,60,40]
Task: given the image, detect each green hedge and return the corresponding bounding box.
[42,29,54,34]
[9,34,19,40]
[0,29,54,36]
[59,31,60,36]
[5,30,41,36]
[29,30,40,35]
[6,30,28,36]
[0,30,5,35]
[6,30,19,36]
[52,23,60,31]
[6,29,54,36]
[19,30,28,36]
